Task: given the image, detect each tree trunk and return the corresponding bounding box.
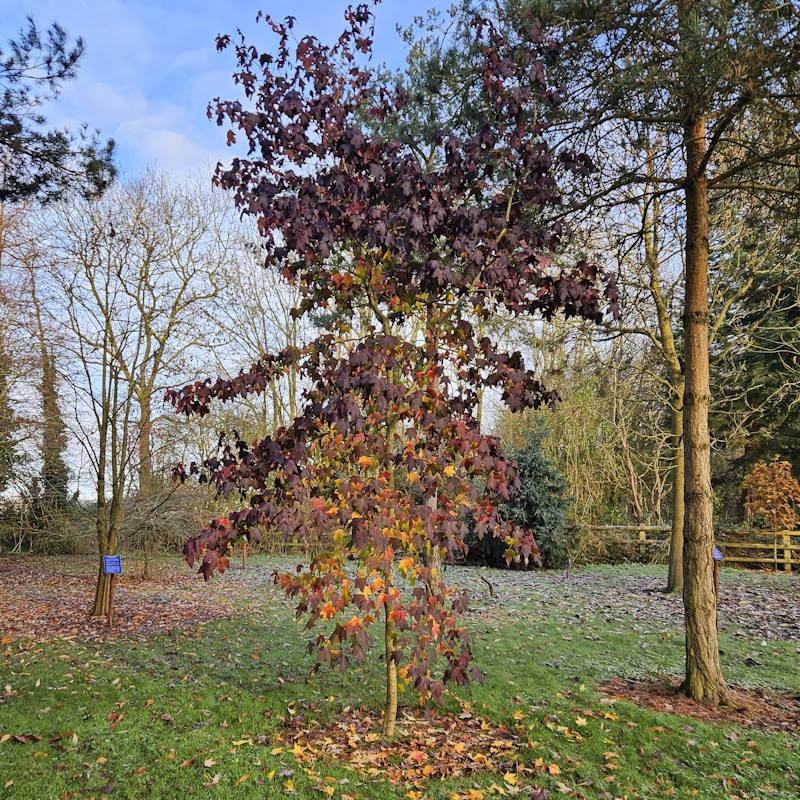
[92,562,113,617]
[138,393,153,496]
[91,461,110,618]
[681,114,729,704]
[382,604,398,738]
[143,530,153,579]
[666,380,685,592]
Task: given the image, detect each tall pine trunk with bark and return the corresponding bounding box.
[667,382,685,593]
[681,112,729,703]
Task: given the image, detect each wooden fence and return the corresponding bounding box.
[715,528,800,572]
[210,526,800,572]
[588,525,800,572]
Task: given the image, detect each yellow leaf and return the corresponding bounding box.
[407,472,420,483]
[548,763,561,776]
[237,774,249,784]
[398,557,415,574]
[503,772,518,785]
[575,717,587,727]
[512,710,525,721]
[443,464,456,477]
[284,778,296,792]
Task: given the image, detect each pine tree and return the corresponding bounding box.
[0,16,115,203]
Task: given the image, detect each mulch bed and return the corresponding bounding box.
[599,677,800,734]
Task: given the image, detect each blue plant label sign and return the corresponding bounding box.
[712,546,724,562]
[103,555,122,574]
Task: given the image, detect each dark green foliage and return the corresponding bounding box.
[0,338,16,494]
[710,214,800,490]
[38,346,69,511]
[24,346,75,551]
[501,431,572,568]
[465,432,572,568]
[0,16,115,202]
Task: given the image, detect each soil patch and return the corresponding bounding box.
[599,677,800,734]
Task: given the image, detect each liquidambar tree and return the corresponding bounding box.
[169,4,616,737]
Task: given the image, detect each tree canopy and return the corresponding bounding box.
[0,16,115,203]
[169,4,617,735]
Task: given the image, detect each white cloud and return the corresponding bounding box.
[0,0,429,178]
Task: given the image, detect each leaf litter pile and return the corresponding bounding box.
[279,703,552,797]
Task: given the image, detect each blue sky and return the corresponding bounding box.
[1,1,441,179]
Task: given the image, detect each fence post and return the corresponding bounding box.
[638,529,646,556]
[783,532,792,573]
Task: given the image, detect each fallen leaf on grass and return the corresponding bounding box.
[1,733,42,744]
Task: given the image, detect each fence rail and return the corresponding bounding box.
[587,525,800,572]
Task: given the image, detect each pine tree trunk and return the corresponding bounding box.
[681,114,729,704]
[667,381,685,593]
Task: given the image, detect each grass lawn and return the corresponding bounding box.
[0,557,798,799]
